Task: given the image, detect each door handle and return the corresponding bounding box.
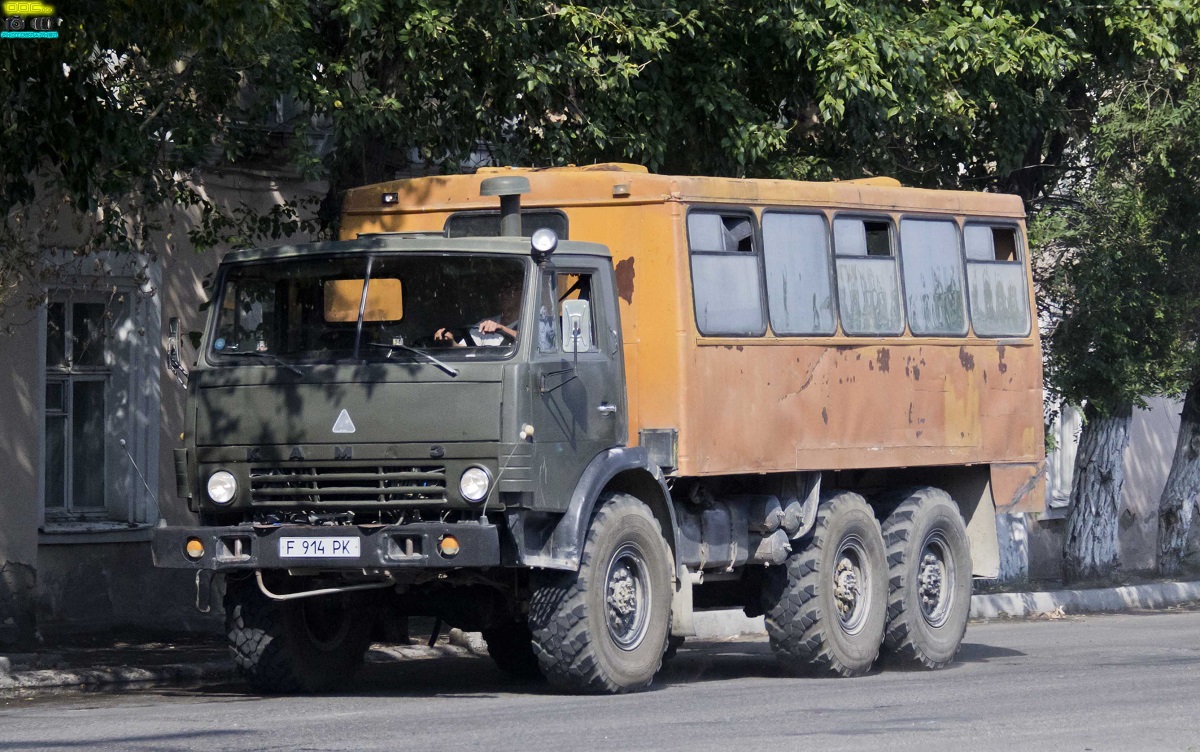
[597,403,617,415]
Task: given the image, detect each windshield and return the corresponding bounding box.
[209,254,527,364]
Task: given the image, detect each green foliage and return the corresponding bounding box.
[1036,61,1200,417]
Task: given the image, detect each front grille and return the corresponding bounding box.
[249,464,447,505]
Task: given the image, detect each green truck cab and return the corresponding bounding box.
[154,219,676,693]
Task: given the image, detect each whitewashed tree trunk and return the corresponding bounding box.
[1157,381,1200,575]
[1063,404,1133,583]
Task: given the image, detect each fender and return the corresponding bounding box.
[511,446,677,571]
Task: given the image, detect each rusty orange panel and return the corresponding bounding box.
[339,167,1046,511]
[991,461,1048,514]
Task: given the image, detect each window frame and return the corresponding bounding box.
[961,219,1033,338]
[684,205,768,338]
[205,252,532,366]
[830,213,906,337]
[443,208,570,239]
[546,268,601,354]
[42,296,115,522]
[760,209,838,337]
[896,213,969,338]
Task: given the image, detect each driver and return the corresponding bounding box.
[434,283,521,347]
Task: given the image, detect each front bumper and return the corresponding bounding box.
[152,522,501,571]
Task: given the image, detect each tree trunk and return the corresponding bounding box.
[1157,380,1200,576]
[1063,404,1133,583]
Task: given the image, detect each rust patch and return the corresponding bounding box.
[868,360,874,371]
[997,345,1008,374]
[907,403,913,424]
[876,348,890,373]
[912,365,920,381]
[614,257,636,304]
[781,349,828,401]
[821,407,828,425]
[736,345,744,352]
[959,347,975,371]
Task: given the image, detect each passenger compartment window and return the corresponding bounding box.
[761,212,835,335]
[899,218,967,336]
[687,210,766,336]
[963,224,1031,336]
[833,217,903,335]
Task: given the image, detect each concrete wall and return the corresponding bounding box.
[0,305,42,647]
[1020,397,1183,581]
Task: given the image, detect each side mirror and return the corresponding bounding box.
[166,316,189,387]
[561,299,593,353]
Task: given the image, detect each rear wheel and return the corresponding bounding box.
[528,493,673,693]
[879,487,972,668]
[225,576,374,693]
[762,491,887,677]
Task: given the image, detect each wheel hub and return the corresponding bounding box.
[608,565,637,617]
[917,532,954,628]
[604,544,651,651]
[834,557,861,618]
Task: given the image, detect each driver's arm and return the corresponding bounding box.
[477,320,517,340]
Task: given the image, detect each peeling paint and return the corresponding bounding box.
[876,348,890,373]
[959,346,975,370]
[821,407,829,425]
[997,345,1008,374]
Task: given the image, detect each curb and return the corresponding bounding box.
[0,660,236,691]
[969,579,1200,619]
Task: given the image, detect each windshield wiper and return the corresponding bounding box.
[221,350,304,376]
[367,342,459,377]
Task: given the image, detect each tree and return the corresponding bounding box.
[1035,60,1200,582]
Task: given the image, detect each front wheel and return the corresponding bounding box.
[225,576,374,693]
[762,491,887,677]
[528,493,673,694]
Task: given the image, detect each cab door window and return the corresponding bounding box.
[546,272,598,352]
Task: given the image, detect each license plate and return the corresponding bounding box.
[278,537,361,558]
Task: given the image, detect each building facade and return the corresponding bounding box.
[0,170,324,646]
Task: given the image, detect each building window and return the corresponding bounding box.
[761,212,836,336]
[687,210,766,337]
[899,218,968,336]
[43,300,112,518]
[833,217,904,336]
[964,224,1031,337]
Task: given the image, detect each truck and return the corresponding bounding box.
[153,164,1046,694]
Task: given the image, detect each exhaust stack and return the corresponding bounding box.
[480,175,531,237]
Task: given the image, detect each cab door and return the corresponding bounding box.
[529,259,626,511]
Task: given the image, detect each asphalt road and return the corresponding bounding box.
[2,610,1200,752]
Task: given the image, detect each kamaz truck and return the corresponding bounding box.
[154,166,1045,694]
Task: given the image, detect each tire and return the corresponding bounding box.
[482,621,542,680]
[225,577,374,693]
[761,491,887,677]
[528,493,673,694]
[879,487,972,669]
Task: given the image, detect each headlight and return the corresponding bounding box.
[207,470,238,505]
[459,466,491,503]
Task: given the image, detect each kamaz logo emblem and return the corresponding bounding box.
[332,409,356,434]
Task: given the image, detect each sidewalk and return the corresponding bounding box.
[3,579,1198,693]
